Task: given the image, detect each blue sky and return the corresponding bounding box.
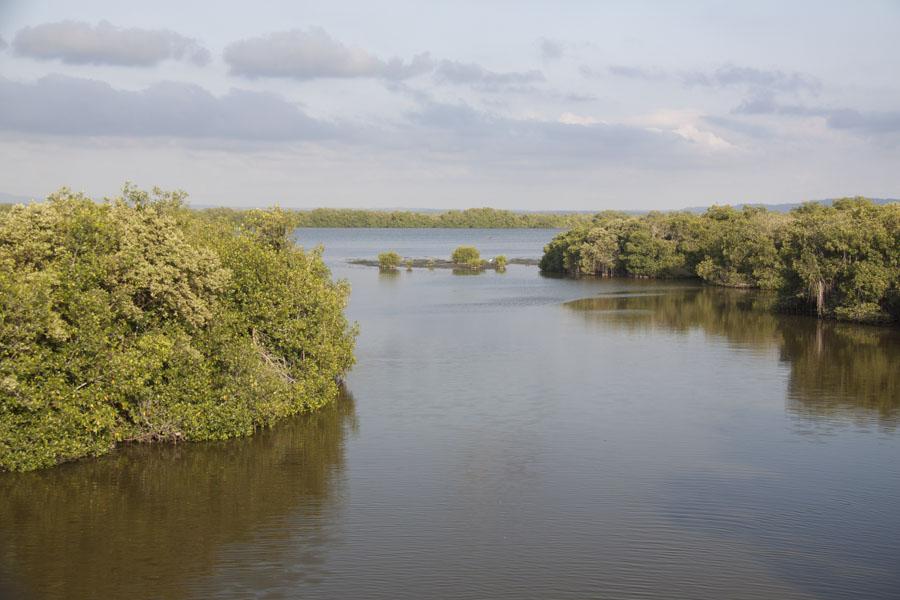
[0,0,898,209]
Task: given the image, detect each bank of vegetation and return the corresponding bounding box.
[541,198,899,324]
[199,207,589,229]
[0,186,357,472]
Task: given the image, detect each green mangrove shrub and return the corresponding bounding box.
[0,185,357,471]
[539,199,899,324]
[452,246,480,264]
[378,251,402,270]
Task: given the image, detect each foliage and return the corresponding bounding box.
[0,186,356,471]
[541,198,899,324]
[494,255,508,270]
[240,206,294,251]
[451,246,481,264]
[378,251,402,270]
[779,199,899,323]
[404,259,413,271]
[286,207,592,229]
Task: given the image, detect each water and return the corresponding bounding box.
[1,228,898,600]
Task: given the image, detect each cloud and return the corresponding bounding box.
[224,28,431,80]
[826,109,900,133]
[732,93,825,117]
[559,112,605,126]
[539,38,564,60]
[433,60,545,91]
[732,92,900,136]
[0,36,7,51]
[564,92,599,102]
[597,62,820,94]
[12,20,210,66]
[404,99,697,165]
[681,64,820,93]
[606,65,667,81]
[625,109,735,150]
[0,75,334,140]
[701,115,773,139]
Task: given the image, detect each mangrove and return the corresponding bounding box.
[0,185,357,472]
[540,198,900,324]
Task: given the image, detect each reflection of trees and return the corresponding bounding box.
[451,268,485,276]
[0,388,357,600]
[565,286,781,348]
[780,322,900,425]
[565,287,900,424]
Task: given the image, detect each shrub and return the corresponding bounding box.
[0,185,357,471]
[539,199,899,324]
[451,245,480,264]
[494,255,508,269]
[378,251,402,270]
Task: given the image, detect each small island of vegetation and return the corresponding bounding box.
[540,198,899,324]
[357,246,519,272]
[0,185,357,472]
[378,251,402,271]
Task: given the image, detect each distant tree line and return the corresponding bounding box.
[540,198,899,324]
[199,207,590,229]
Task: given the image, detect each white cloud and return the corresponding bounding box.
[558,113,606,126]
[433,60,544,91]
[224,28,431,80]
[0,75,334,140]
[682,64,821,93]
[12,20,210,66]
[599,62,821,95]
[626,110,736,151]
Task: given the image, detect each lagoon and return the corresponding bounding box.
[1,228,898,600]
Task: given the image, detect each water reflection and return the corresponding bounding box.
[451,267,485,276]
[781,322,900,426]
[566,287,900,425]
[0,389,357,600]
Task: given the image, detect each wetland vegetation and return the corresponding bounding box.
[0,186,357,472]
[541,198,899,324]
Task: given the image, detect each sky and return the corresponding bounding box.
[0,1,898,210]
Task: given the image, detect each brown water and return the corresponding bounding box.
[1,228,898,600]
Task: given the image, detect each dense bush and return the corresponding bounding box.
[540,199,899,324]
[378,251,402,270]
[779,199,900,322]
[451,246,481,264]
[0,186,356,471]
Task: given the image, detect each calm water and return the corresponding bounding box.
[2,228,899,600]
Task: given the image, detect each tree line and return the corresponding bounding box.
[0,186,357,471]
[541,198,899,324]
[200,206,591,229]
